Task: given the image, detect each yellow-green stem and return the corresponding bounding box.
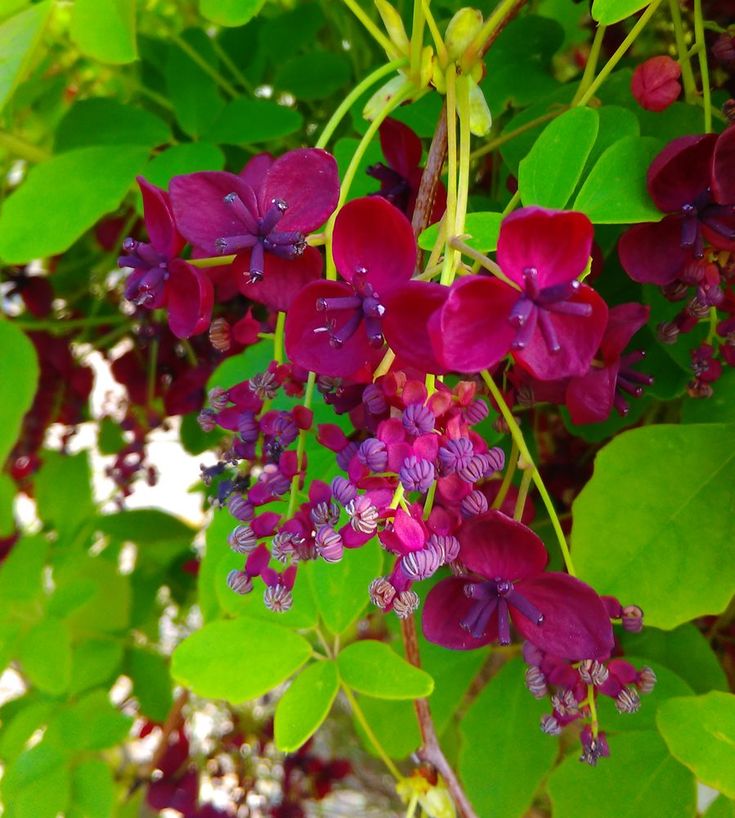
[315,58,408,149]
[170,32,239,98]
[286,372,317,518]
[340,0,396,56]
[491,440,519,509]
[189,254,236,268]
[0,132,49,163]
[389,482,405,510]
[454,74,472,276]
[409,0,426,81]
[439,67,458,286]
[273,311,285,364]
[502,189,521,216]
[373,348,396,378]
[342,685,403,780]
[571,24,607,105]
[669,0,698,101]
[587,683,599,738]
[480,370,576,575]
[514,468,533,521]
[693,0,712,132]
[421,0,448,63]
[449,238,518,289]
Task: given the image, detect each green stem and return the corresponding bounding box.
[210,37,253,93]
[587,683,600,738]
[188,254,236,268]
[669,0,697,101]
[502,189,521,216]
[693,0,712,132]
[464,0,527,66]
[170,32,239,98]
[449,238,518,289]
[0,132,49,163]
[454,75,472,273]
[340,0,396,56]
[286,372,317,519]
[480,370,576,575]
[342,684,403,780]
[575,0,664,107]
[491,440,518,510]
[470,108,563,161]
[409,0,426,81]
[514,468,533,521]
[315,58,407,149]
[421,0,448,63]
[273,312,285,364]
[440,67,458,286]
[571,24,607,105]
[135,83,175,111]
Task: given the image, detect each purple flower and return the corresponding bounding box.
[169,149,339,311]
[422,511,614,659]
[399,455,435,493]
[119,177,213,338]
[432,208,608,381]
[618,129,735,286]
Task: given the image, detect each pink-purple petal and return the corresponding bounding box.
[239,152,274,189]
[382,281,448,374]
[565,363,618,425]
[422,576,497,650]
[138,177,184,259]
[646,134,716,212]
[600,303,650,361]
[618,216,689,285]
[235,245,323,312]
[380,118,423,177]
[166,259,214,339]
[713,126,735,204]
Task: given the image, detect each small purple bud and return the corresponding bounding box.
[551,688,579,717]
[331,476,357,506]
[310,500,340,528]
[227,494,254,522]
[399,456,435,493]
[357,438,388,472]
[622,605,644,632]
[525,666,548,698]
[400,547,443,581]
[427,533,460,564]
[315,526,344,563]
[337,441,359,471]
[208,387,229,412]
[638,666,657,694]
[264,583,293,613]
[402,403,436,436]
[229,524,257,554]
[198,408,218,433]
[369,576,396,609]
[227,570,253,595]
[362,383,388,415]
[438,438,473,474]
[392,589,420,619]
[484,446,506,474]
[461,489,489,518]
[249,371,278,400]
[347,495,380,534]
[457,454,487,484]
[580,726,609,765]
[657,320,680,345]
[272,531,299,562]
[540,714,561,736]
[578,659,609,687]
[465,398,489,425]
[238,411,259,443]
[615,687,640,714]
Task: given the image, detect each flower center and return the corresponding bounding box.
[215,191,306,283]
[367,163,411,212]
[613,350,654,416]
[314,268,386,349]
[460,577,544,644]
[681,188,735,258]
[508,267,593,356]
[119,238,169,306]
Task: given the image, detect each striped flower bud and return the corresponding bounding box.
[369,576,396,609]
[227,570,253,595]
[228,524,257,554]
[615,687,640,714]
[392,589,420,619]
[347,495,380,534]
[264,583,293,613]
[525,666,548,699]
[331,476,358,507]
[315,526,344,563]
[460,489,488,518]
[578,659,609,687]
[540,714,561,735]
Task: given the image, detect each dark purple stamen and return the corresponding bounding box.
[315,268,386,349]
[367,163,411,212]
[680,189,735,259]
[613,350,654,416]
[460,578,544,642]
[119,238,169,306]
[509,267,592,355]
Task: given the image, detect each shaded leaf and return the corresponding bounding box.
[274,660,339,751]
[55,98,169,151]
[205,98,303,145]
[0,2,51,115]
[338,640,434,700]
[70,0,137,64]
[0,320,38,467]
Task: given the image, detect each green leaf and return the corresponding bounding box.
[585,105,640,171]
[142,142,226,190]
[205,98,303,145]
[0,320,38,467]
[0,533,47,608]
[573,135,663,224]
[56,555,131,634]
[69,638,123,696]
[310,538,382,635]
[592,0,650,24]
[274,660,339,751]
[460,658,557,818]
[128,647,172,723]
[97,417,126,455]
[96,508,194,545]
[171,617,311,702]
[208,338,274,391]
[70,0,137,64]
[620,624,728,694]
[0,699,57,762]
[35,450,94,541]
[333,137,383,200]
[19,617,72,695]
[46,690,132,751]
[419,212,502,254]
[573,424,735,629]
[338,640,433,700]
[0,145,149,263]
[355,696,420,759]
[1,742,71,818]
[199,0,265,25]
[657,692,735,798]
[0,2,51,115]
[519,107,599,209]
[683,368,735,424]
[547,731,696,818]
[55,98,170,152]
[275,52,351,101]
[706,796,735,818]
[0,472,15,536]
[68,760,115,818]
[165,29,224,138]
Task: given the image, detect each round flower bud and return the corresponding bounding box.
[540,714,561,736]
[427,533,460,564]
[525,666,548,699]
[551,688,579,717]
[578,659,610,687]
[362,383,388,415]
[358,438,388,472]
[315,526,344,563]
[402,403,435,436]
[392,589,420,619]
[197,408,217,433]
[637,666,657,694]
[464,398,489,425]
[438,438,474,474]
[615,687,641,714]
[208,387,229,412]
[331,476,357,506]
[264,583,293,613]
[347,495,380,534]
[227,494,254,522]
[401,547,443,581]
[399,456,435,493]
[631,56,682,112]
[461,489,488,518]
[227,569,253,595]
[369,577,396,609]
[238,411,259,443]
[621,604,644,632]
[228,524,257,554]
[209,317,231,352]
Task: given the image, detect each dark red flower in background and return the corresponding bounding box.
[631,56,682,112]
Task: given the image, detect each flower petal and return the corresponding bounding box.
[262,148,340,233]
[422,576,497,650]
[713,126,735,203]
[380,117,422,177]
[497,207,593,289]
[332,197,416,292]
[647,134,716,212]
[617,216,689,285]
[565,363,618,425]
[138,177,184,258]
[514,573,615,660]
[239,152,273,188]
[166,259,213,338]
[600,303,650,361]
[235,245,323,312]
[382,280,448,374]
[169,171,255,255]
[432,276,517,373]
[513,284,608,380]
[459,510,548,580]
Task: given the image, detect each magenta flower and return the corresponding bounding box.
[367,117,447,222]
[286,197,443,376]
[618,128,735,286]
[422,511,614,659]
[433,208,608,380]
[169,149,339,311]
[119,177,213,338]
[565,303,652,424]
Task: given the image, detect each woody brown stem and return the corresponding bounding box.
[146,689,190,776]
[411,104,448,239]
[400,615,480,818]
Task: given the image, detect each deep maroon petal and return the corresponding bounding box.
[565,363,618,425]
[262,148,339,233]
[239,152,273,189]
[513,285,608,381]
[497,207,593,289]
[138,177,184,258]
[332,197,416,292]
[432,276,517,373]
[284,280,379,377]
[169,171,256,255]
[382,280,448,374]
[514,573,615,660]
[166,259,213,338]
[459,510,548,581]
[713,127,735,203]
[422,576,497,650]
[235,245,323,312]
[600,303,650,361]
[380,118,422,177]
[646,134,716,212]
[618,216,689,285]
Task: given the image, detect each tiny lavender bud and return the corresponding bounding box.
[357,438,388,472]
[227,494,254,522]
[615,687,641,714]
[227,570,253,595]
[457,454,487,484]
[228,524,257,554]
[402,403,435,436]
[551,688,579,717]
[578,659,609,687]
[622,605,644,632]
[208,387,229,412]
[238,412,259,443]
[638,666,657,694]
[310,500,340,528]
[264,583,293,613]
[525,666,548,699]
[427,533,460,564]
[198,408,217,433]
[331,476,357,506]
[401,547,443,581]
[392,589,420,619]
[540,714,561,736]
[460,489,489,518]
[399,456,435,493]
[369,576,397,609]
[362,383,387,415]
[438,438,474,474]
[347,495,380,534]
[315,526,344,563]
[465,398,489,424]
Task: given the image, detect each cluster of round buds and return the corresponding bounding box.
[368,577,420,619]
